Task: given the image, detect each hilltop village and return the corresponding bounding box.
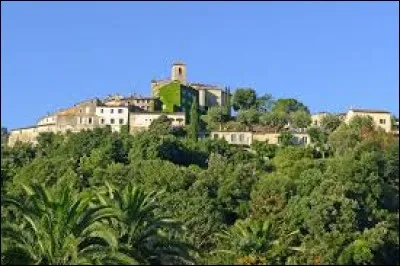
[7,61,400,147]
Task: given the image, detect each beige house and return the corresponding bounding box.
[211,131,253,145]
[129,112,185,133]
[253,132,309,146]
[311,112,329,127]
[344,109,392,132]
[210,130,310,146]
[8,124,58,146]
[312,109,395,134]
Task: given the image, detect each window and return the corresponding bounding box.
[379,119,386,124]
[110,109,114,114]
[213,133,219,139]
[178,67,182,75]
[231,134,237,142]
[88,118,93,124]
[118,109,123,114]
[110,118,115,124]
[239,134,244,142]
[100,118,105,124]
[119,119,124,124]
[147,100,150,103]
[100,109,104,113]
[303,137,308,144]
[79,109,82,113]
[146,106,150,111]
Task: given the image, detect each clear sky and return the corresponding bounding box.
[1,1,399,129]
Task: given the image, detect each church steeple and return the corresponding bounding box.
[171,61,187,84]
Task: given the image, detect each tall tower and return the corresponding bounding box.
[171,61,187,85]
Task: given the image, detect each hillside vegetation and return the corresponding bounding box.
[1,91,399,265]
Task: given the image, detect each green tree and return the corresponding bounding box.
[290,110,311,128]
[256,93,275,113]
[189,99,200,142]
[251,140,278,160]
[308,127,329,158]
[278,132,295,147]
[236,108,260,130]
[148,115,172,135]
[272,98,310,114]
[259,111,288,131]
[213,219,300,265]
[97,182,195,265]
[1,184,128,265]
[231,88,257,111]
[202,106,228,131]
[320,114,342,133]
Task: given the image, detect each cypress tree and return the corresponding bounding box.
[189,98,200,142]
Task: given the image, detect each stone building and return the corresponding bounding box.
[151,61,230,113]
[103,94,161,112]
[7,124,58,146]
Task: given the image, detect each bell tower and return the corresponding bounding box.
[171,61,187,85]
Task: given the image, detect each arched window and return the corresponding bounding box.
[178,67,182,75]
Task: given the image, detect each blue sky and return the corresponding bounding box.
[1,1,399,129]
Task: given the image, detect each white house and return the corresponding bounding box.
[95,106,129,132]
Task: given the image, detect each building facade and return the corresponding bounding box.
[210,130,310,146]
[311,112,329,127]
[344,109,392,132]
[95,106,129,132]
[129,112,186,133]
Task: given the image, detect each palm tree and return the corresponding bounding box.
[1,183,135,265]
[214,219,301,264]
[96,182,196,265]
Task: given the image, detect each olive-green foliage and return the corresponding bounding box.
[272,98,310,114]
[320,114,342,132]
[201,106,229,131]
[148,114,172,135]
[259,111,288,130]
[290,110,311,128]
[1,114,399,265]
[251,140,277,159]
[236,108,260,129]
[278,131,295,147]
[231,88,257,111]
